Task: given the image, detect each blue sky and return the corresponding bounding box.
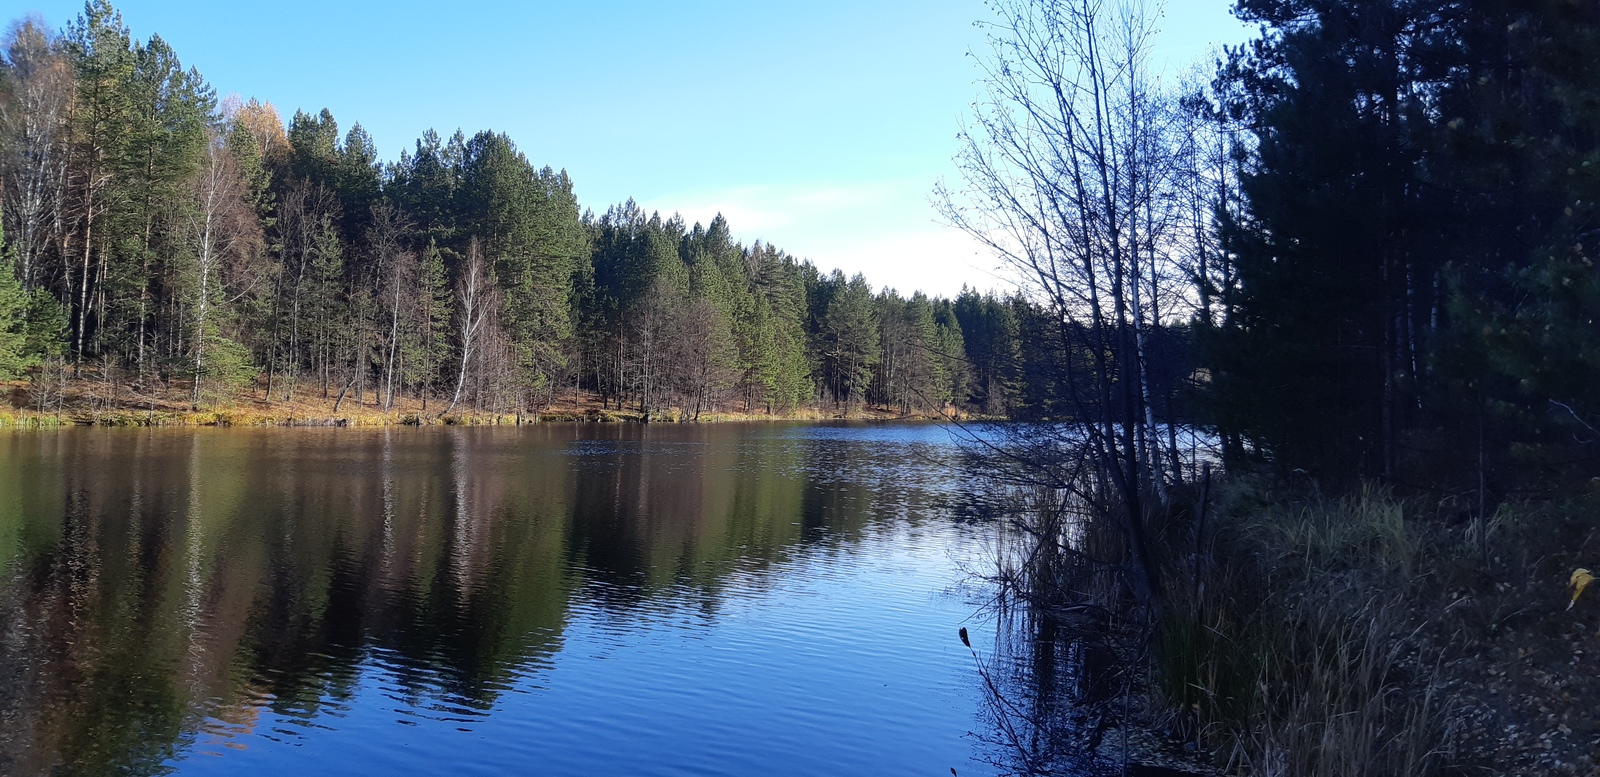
[15,0,1253,298]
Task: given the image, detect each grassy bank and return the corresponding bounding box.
[1153,483,1599,776]
[0,378,959,429]
[976,469,1599,775]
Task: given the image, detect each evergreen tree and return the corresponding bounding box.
[458,131,582,403]
[404,239,452,406]
[955,288,1019,415]
[1439,1,1600,458]
[745,242,812,412]
[816,271,878,407]
[1211,0,1452,478]
[931,297,967,410]
[0,212,35,378]
[391,128,463,245]
[286,108,339,188]
[121,32,210,376]
[62,0,135,359]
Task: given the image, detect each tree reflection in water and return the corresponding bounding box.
[0,423,984,776]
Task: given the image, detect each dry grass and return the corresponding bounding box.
[1156,485,1445,776]
[0,410,67,429]
[0,376,948,429]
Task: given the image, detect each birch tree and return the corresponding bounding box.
[938,0,1184,603]
[0,17,73,292]
[442,238,494,416]
[367,202,412,411]
[187,128,257,403]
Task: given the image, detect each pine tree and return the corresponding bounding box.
[335,122,380,243]
[458,132,582,404]
[62,0,135,360]
[287,108,339,188]
[122,32,211,378]
[405,239,452,408]
[1441,0,1600,448]
[1212,0,1450,478]
[954,288,1019,415]
[816,271,878,408]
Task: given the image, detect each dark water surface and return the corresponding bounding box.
[0,423,1000,776]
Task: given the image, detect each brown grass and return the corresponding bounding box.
[0,375,955,429]
[1156,485,1445,776]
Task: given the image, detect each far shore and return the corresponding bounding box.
[0,378,972,430]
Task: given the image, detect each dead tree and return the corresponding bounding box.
[441,238,495,417]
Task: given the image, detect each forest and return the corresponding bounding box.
[0,1,1083,422]
[6,0,1600,772]
[0,0,1591,460]
[940,0,1600,773]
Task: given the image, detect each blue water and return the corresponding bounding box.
[0,423,1003,776]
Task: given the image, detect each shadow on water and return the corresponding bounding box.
[0,423,993,776]
[970,599,1141,776]
[953,423,1217,777]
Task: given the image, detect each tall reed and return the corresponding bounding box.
[1157,486,1443,776]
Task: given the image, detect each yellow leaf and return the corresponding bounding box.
[1569,568,1594,610]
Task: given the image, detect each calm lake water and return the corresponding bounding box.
[0,423,1004,776]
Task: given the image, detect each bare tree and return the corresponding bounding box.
[266,182,338,401]
[366,202,413,411]
[624,275,681,419]
[187,127,258,404]
[0,17,73,291]
[938,0,1184,605]
[674,296,736,420]
[442,238,495,417]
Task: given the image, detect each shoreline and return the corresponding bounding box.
[0,380,975,430]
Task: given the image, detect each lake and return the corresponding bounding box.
[0,423,1004,776]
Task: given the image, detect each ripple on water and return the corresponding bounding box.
[0,424,999,777]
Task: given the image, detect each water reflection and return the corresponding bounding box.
[0,423,994,776]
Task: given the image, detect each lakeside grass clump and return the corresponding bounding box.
[1149,481,1600,776]
[0,410,67,429]
[976,481,1452,774]
[1156,485,1442,776]
[977,471,1597,774]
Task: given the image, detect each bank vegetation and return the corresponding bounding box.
[946,0,1600,775]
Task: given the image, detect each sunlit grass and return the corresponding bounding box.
[0,377,955,428]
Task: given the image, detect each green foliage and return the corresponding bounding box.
[0,1,1023,419]
[458,132,583,390]
[1202,0,1600,484]
[1439,4,1600,450]
[401,240,453,394]
[23,289,67,360]
[814,271,879,406]
[225,111,274,223]
[875,291,949,412]
[194,333,256,402]
[751,246,814,411]
[1210,0,1434,477]
[0,259,32,379]
[287,108,340,185]
[954,288,1018,414]
[0,209,62,378]
[931,299,967,408]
